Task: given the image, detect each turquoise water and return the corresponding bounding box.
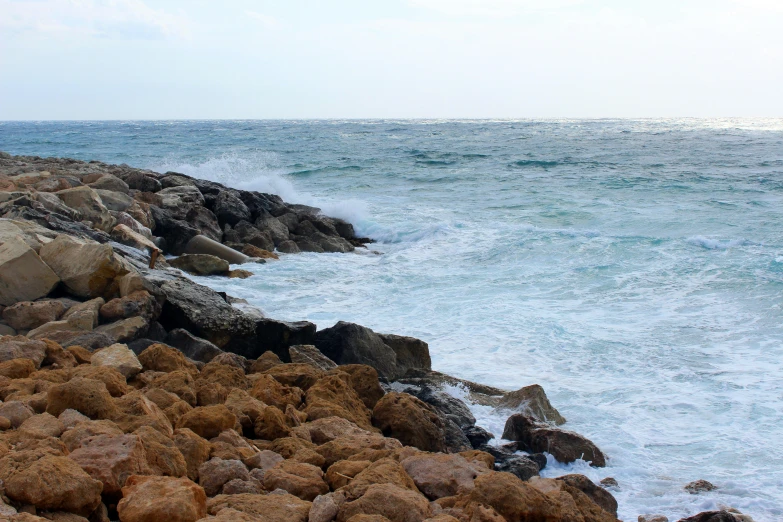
[2,119,783,520]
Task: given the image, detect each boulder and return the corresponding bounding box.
[0,336,47,367]
[176,405,236,440]
[676,512,743,522]
[71,365,130,396]
[334,364,385,410]
[94,189,132,211]
[110,223,157,252]
[556,474,618,516]
[62,297,104,328]
[372,392,446,453]
[198,457,252,496]
[39,235,127,299]
[495,455,540,481]
[305,374,375,432]
[94,315,149,343]
[125,172,163,193]
[495,384,566,425]
[337,483,432,522]
[465,471,559,522]
[158,185,205,218]
[18,412,65,438]
[91,343,143,378]
[4,455,103,515]
[377,334,432,376]
[326,460,372,490]
[263,460,329,501]
[138,343,199,374]
[0,237,60,306]
[401,453,482,500]
[206,492,311,521]
[250,373,304,411]
[0,400,34,427]
[0,357,36,378]
[55,186,114,232]
[174,428,212,482]
[2,300,66,330]
[100,290,160,321]
[67,433,152,493]
[150,206,200,255]
[684,479,718,494]
[117,475,207,522]
[213,190,251,226]
[170,254,229,277]
[61,418,124,451]
[464,425,495,448]
[316,433,402,468]
[341,458,418,500]
[290,344,337,371]
[89,174,130,193]
[185,206,222,242]
[113,390,175,436]
[502,414,606,467]
[164,329,223,363]
[46,377,118,419]
[134,424,187,477]
[158,279,256,353]
[402,385,475,428]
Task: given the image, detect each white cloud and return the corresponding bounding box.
[0,0,193,39]
[408,0,584,17]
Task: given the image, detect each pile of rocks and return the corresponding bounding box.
[0,154,739,522]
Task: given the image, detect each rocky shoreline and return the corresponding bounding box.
[0,153,747,522]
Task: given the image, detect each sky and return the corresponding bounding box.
[0,0,781,119]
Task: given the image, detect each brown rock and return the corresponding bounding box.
[224,388,266,434]
[316,433,402,468]
[289,344,337,371]
[263,460,328,501]
[38,235,126,299]
[685,479,718,494]
[100,291,159,321]
[372,392,446,453]
[502,414,606,467]
[18,412,65,439]
[2,300,66,330]
[61,419,124,451]
[91,343,142,378]
[557,474,618,515]
[41,339,78,369]
[0,358,36,378]
[117,475,207,522]
[46,377,117,419]
[333,364,385,410]
[150,370,197,406]
[495,384,566,425]
[326,459,372,490]
[265,363,324,391]
[341,458,418,500]
[71,365,130,397]
[0,237,61,307]
[305,374,374,432]
[228,269,253,279]
[138,343,198,374]
[67,433,152,494]
[337,483,432,522]
[61,297,104,329]
[458,450,494,470]
[346,516,392,522]
[134,425,187,477]
[198,457,251,496]
[303,417,374,445]
[464,471,559,522]
[254,405,292,440]
[198,361,249,390]
[5,455,103,515]
[401,453,482,500]
[0,400,34,427]
[241,244,279,259]
[206,493,311,521]
[173,428,212,482]
[249,374,304,410]
[249,351,282,373]
[94,316,149,343]
[176,405,236,440]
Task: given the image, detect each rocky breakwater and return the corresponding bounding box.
[0,153,740,522]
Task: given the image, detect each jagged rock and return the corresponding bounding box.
[340,458,418,501]
[556,474,618,516]
[125,172,162,192]
[158,186,205,218]
[158,279,256,353]
[495,455,540,481]
[94,189,132,212]
[0,236,60,306]
[401,453,482,500]
[442,417,473,453]
[213,191,251,226]
[67,433,152,493]
[277,239,300,253]
[2,300,67,330]
[503,413,606,467]
[150,206,199,255]
[4,455,103,515]
[117,475,207,522]
[333,364,385,410]
[639,516,669,522]
[464,471,559,522]
[402,385,475,428]
[0,357,36,378]
[464,426,495,448]
[372,392,446,452]
[91,343,143,378]
[138,343,199,374]
[100,290,160,321]
[289,344,337,371]
[71,365,130,397]
[169,254,229,276]
[39,235,128,299]
[377,334,432,376]
[94,315,149,343]
[165,329,223,363]
[256,318,317,362]
[55,186,114,232]
[176,405,236,439]
[185,205,222,242]
[46,377,118,419]
[263,460,329,501]
[198,457,251,496]
[61,419,124,451]
[305,373,374,431]
[110,223,157,252]
[173,427,212,482]
[337,483,432,522]
[206,492,312,521]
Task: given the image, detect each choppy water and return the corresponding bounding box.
[2,119,783,521]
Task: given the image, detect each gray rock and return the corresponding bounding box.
[495,455,540,481]
[169,254,229,276]
[289,344,337,371]
[378,333,432,376]
[213,190,251,226]
[463,425,495,448]
[402,385,474,428]
[94,189,132,212]
[164,328,223,363]
[256,318,316,362]
[503,413,606,467]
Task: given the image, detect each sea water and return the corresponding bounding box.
[2,119,782,521]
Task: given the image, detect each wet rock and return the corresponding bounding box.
[169,254,229,276]
[263,460,329,501]
[465,471,559,522]
[164,329,223,363]
[684,479,718,494]
[443,416,473,453]
[176,405,236,440]
[372,392,446,452]
[601,477,619,488]
[557,474,618,515]
[502,413,606,467]
[39,235,127,299]
[0,237,60,306]
[495,455,540,481]
[494,384,566,425]
[117,475,207,522]
[213,191,251,227]
[55,186,114,232]
[677,512,746,522]
[463,425,495,448]
[206,492,311,521]
[639,515,669,522]
[67,433,152,494]
[377,333,432,377]
[4,455,103,515]
[91,343,142,378]
[337,483,432,522]
[228,269,253,279]
[256,318,317,362]
[2,300,67,330]
[149,206,200,255]
[402,385,475,428]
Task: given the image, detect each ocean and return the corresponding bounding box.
[2,119,782,521]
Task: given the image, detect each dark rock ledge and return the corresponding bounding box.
[0,153,744,522]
